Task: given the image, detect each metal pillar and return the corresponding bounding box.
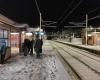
[39,13,41,39]
[86,14,88,45]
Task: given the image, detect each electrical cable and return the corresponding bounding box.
[83,15,100,22]
[57,0,75,22]
[34,0,40,14]
[58,0,84,26]
[80,6,100,20]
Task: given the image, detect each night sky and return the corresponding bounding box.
[0,0,100,27]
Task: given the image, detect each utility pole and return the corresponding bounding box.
[34,0,41,38]
[86,14,88,45]
[39,13,42,39]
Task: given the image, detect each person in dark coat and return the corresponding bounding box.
[30,37,35,55]
[34,35,43,58]
[0,45,7,64]
[39,38,43,53]
[23,38,30,56]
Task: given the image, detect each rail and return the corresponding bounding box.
[55,40,100,55]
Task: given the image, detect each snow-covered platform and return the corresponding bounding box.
[56,40,100,55]
[0,40,71,80]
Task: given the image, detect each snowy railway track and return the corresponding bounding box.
[55,42,100,74]
[51,41,100,80]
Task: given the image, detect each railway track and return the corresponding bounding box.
[51,41,100,80]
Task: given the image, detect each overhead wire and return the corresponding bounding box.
[77,6,100,24]
[79,6,100,20]
[57,0,75,22]
[83,15,100,22]
[58,0,84,26]
[45,22,57,26]
[34,0,40,15]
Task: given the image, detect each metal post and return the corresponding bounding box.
[86,14,88,45]
[39,13,41,39]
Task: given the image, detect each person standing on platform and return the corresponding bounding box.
[0,45,7,64]
[40,38,43,54]
[23,38,30,56]
[30,37,35,56]
[34,35,43,58]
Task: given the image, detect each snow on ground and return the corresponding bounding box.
[0,40,71,80]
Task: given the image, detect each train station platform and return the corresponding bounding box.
[0,40,71,80]
[56,39,100,55]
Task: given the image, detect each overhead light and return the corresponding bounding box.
[88,34,92,36]
[22,31,25,34]
[26,33,32,36]
[11,33,19,35]
[40,32,44,35]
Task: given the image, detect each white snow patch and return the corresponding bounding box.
[0,40,71,80]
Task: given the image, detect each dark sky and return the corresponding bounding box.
[0,0,39,27]
[0,0,100,27]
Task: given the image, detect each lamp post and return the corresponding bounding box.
[86,14,88,45]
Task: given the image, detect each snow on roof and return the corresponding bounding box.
[0,14,16,25]
[15,24,29,28]
[0,14,29,28]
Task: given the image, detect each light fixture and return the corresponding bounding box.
[10,33,19,35]
[26,33,32,36]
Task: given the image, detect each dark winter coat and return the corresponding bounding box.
[23,39,30,49]
[34,39,43,53]
[0,45,7,55]
[30,39,35,48]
